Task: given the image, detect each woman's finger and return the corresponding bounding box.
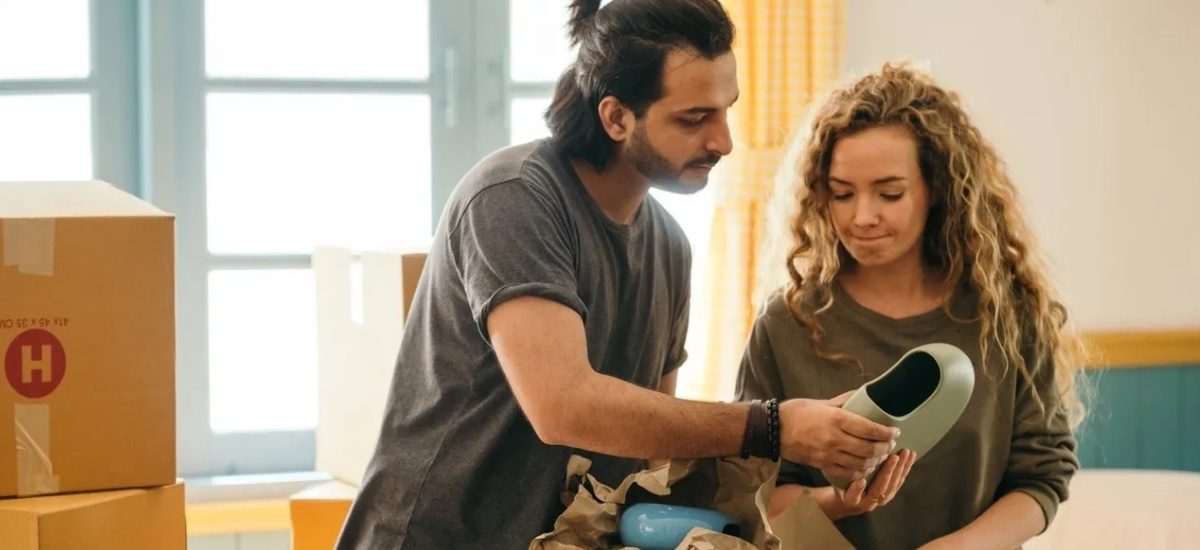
[884,450,910,500]
[844,478,867,507]
[900,450,917,483]
[868,453,899,502]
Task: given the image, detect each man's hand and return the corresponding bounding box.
[778,391,898,480]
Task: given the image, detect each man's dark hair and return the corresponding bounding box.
[546,0,735,170]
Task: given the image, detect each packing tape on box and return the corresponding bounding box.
[14,404,60,496]
[2,218,56,276]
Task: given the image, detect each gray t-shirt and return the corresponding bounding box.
[336,140,692,549]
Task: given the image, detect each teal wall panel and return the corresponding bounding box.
[1138,367,1182,469]
[1082,369,1141,467]
[1079,364,1200,472]
[1183,366,1200,471]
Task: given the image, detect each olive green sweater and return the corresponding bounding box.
[736,286,1077,550]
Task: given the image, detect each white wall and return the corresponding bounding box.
[843,0,1200,330]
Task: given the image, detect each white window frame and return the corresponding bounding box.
[0,0,138,190]
[147,0,520,477]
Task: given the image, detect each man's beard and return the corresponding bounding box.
[627,124,720,195]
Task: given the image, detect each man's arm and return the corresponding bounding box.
[657,369,678,396]
[490,295,743,458]
[488,296,898,472]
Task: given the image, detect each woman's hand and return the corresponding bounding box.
[916,533,965,550]
[815,449,916,521]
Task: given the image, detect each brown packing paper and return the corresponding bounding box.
[681,528,764,550]
[531,455,856,550]
[768,492,855,550]
[530,455,779,550]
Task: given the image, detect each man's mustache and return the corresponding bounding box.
[687,154,722,168]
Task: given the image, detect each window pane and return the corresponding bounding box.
[649,189,713,248]
[208,269,317,433]
[0,0,89,79]
[649,188,713,400]
[510,0,572,82]
[206,93,432,254]
[0,94,92,181]
[510,96,552,145]
[205,0,429,80]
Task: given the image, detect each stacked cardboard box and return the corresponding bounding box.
[289,478,357,550]
[0,482,185,550]
[0,181,184,549]
[289,247,425,549]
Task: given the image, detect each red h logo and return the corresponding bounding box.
[5,329,67,398]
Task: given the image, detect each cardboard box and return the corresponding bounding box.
[312,247,424,486]
[289,479,356,550]
[0,481,186,549]
[0,181,175,497]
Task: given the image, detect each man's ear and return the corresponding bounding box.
[597,96,636,142]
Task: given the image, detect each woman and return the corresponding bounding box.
[737,63,1086,550]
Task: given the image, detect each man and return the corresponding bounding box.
[336,1,898,548]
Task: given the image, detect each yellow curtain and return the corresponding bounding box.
[697,0,843,399]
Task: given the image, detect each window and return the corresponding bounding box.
[0,0,137,188]
[4,0,715,477]
[167,0,444,475]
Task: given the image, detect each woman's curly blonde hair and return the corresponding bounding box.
[774,63,1088,426]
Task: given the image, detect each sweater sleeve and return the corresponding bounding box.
[995,351,1079,531]
[735,308,787,403]
[736,297,818,486]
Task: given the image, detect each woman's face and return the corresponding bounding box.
[826,125,932,270]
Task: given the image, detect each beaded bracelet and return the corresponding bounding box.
[739,399,780,460]
[765,398,780,460]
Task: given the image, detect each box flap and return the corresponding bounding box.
[313,248,426,485]
[0,510,37,549]
[0,181,170,219]
[291,479,358,502]
[0,487,141,516]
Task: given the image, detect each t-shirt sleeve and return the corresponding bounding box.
[662,250,691,375]
[996,349,1079,532]
[449,180,587,343]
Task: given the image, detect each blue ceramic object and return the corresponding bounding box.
[618,503,740,550]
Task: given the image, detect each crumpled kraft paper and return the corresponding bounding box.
[529,455,779,550]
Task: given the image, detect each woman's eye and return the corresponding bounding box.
[881,193,904,202]
[832,193,852,202]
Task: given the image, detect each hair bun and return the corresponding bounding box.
[566,0,603,45]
